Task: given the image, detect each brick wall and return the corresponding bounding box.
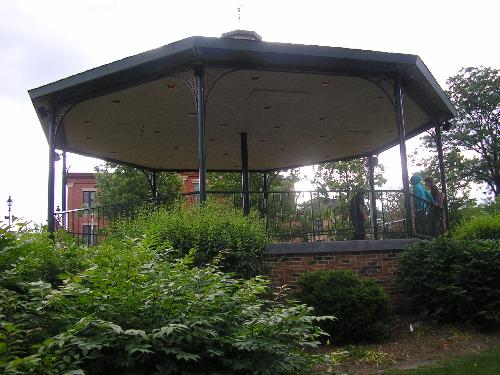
[267,239,419,305]
[66,173,98,236]
[67,173,96,211]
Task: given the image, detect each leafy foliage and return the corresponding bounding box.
[207,170,299,229]
[313,159,386,192]
[411,144,476,228]
[396,237,500,326]
[208,170,298,193]
[296,270,395,343]
[412,66,499,228]
[107,203,270,278]
[309,159,388,240]
[0,227,326,374]
[452,212,500,240]
[94,162,182,206]
[445,67,500,197]
[0,228,88,289]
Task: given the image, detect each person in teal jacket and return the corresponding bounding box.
[410,174,435,235]
[410,175,435,209]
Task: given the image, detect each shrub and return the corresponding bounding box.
[296,270,395,343]
[452,212,500,240]
[1,232,326,374]
[396,237,500,326]
[0,228,88,289]
[107,203,270,278]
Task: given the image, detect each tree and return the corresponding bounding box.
[208,170,298,192]
[313,159,386,191]
[207,170,299,223]
[311,159,388,239]
[412,134,476,227]
[94,163,181,206]
[445,67,500,197]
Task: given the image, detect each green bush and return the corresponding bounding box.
[1,230,326,374]
[452,212,500,240]
[0,228,88,289]
[396,237,500,326]
[296,270,395,343]
[107,203,270,278]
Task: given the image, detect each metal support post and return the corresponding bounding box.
[263,171,269,229]
[47,108,56,233]
[195,65,207,204]
[394,80,414,237]
[435,122,450,232]
[61,151,67,228]
[241,132,250,215]
[368,155,378,239]
[151,171,158,205]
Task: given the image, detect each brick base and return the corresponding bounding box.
[266,239,419,305]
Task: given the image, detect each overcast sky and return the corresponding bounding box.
[1,0,498,225]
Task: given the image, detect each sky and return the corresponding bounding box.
[1,0,498,225]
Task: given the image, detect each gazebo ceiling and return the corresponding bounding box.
[29,33,456,172]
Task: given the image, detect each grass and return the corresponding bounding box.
[382,346,500,375]
[325,346,394,371]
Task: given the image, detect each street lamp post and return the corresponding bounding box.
[5,196,12,226]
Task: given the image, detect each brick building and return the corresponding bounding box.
[64,173,100,245]
[63,172,199,245]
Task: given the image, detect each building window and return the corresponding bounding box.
[83,191,96,208]
[82,224,98,246]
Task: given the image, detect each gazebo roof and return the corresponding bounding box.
[29,32,456,172]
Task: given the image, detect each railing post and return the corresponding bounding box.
[310,191,316,241]
[394,80,414,238]
[435,122,449,233]
[240,132,250,215]
[47,108,56,234]
[263,171,269,230]
[61,151,67,228]
[151,171,158,206]
[195,65,207,204]
[368,156,378,239]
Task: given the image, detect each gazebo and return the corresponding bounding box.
[29,30,456,241]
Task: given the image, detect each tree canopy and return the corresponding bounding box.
[445,67,500,197]
[412,136,476,226]
[208,170,299,192]
[411,66,499,226]
[313,159,386,191]
[94,163,181,206]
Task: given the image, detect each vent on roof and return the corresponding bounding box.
[221,30,262,41]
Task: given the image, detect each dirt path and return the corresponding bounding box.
[315,316,500,374]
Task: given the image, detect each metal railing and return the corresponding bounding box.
[54,189,444,245]
[411,194,445,238]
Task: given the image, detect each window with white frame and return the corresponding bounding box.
[82,224,98,246]
[83,190,96,208]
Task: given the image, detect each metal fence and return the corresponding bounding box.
[411,194,445,239]
[54,189,444,245]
